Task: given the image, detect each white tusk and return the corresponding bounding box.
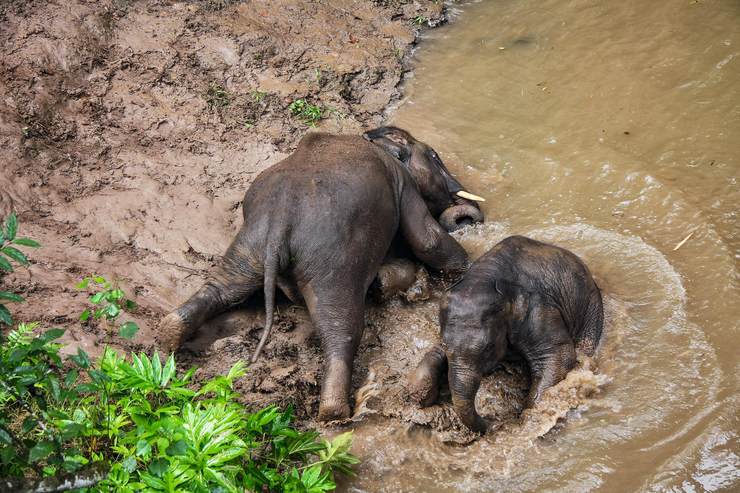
[456,190,486,202]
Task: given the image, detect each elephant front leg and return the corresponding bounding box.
[301,282,366,422]
[409,345,448,407]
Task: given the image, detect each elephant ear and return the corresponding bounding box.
[363,126,413,163]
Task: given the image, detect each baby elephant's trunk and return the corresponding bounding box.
[448,357,486,433]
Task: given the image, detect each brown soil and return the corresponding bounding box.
[0,0,473,427]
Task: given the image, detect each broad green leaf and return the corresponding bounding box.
[4,212,17,241]
[64,369,79,387]
[8,346,27,363]
[22,417,38,433]
[29,440,55,462]
[93,276,106,284]
[12,237,40,247]
[148,457,169,477]
[0,255,12,272]
[105,303,120,318]
[47,374,61,401]
[0,291,23,302]
[76,278,90,290]
[166,439,188,457]
[41,328,65,342]
[79,309,91,322]
[119,321,139,339]
[2,246,28,265]
[71,347,90,369]
[136,439,151,457]
[122,455,137,473]
[0,304,12,326]
[0,428,12,445]
[124,299,137,311]
[61,423,84,440]
[108,289,124,301]
[90,292,106,304]
[161,354,176,387]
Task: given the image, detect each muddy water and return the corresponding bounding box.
[342,1,739,491]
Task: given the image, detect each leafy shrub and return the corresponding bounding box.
[76,275,139,340]
[0,212,41,326]
[289,99,324,127]
[0,328,357,492]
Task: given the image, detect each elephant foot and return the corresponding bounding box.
[400,267,431,303]
[375,259,417,301]
[408,368,439,407]
[157,312,188,353]
[318,400,351,422]
[318,359,352,422]
[408,345,448,407]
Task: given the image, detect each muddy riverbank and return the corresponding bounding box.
[0,0,450,416]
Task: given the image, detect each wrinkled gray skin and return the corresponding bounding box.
[410,236,604,433]
[158,126,483,422]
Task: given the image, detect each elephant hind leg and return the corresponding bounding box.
[517,304,577,408]
[158,245,263,353]
[524,342,577,408]
[576,288,604,356]
[300,280,366,422]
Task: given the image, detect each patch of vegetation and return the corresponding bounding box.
[0,332,357,492]
[289,99,324,127]
[0,212,41,327]
[205,82,230,109]
[76,275,139,340]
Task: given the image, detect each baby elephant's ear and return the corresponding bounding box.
[363,126,412,163]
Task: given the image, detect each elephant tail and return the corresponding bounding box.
[251,243,280,363]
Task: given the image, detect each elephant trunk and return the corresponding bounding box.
[448,357,486,433]
[439,202,484,232]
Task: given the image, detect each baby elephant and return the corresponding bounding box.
[410,235,603,433]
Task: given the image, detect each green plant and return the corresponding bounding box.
[76,276,139,340]
[205,82,230,109]
[0,212,41,326]
[413,15,428,26]
[0,330,358,492]
[251,89,267,102]
[289,99,324,127]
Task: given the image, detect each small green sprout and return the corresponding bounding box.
[76,275,139,339]
[413,15,428,26]
[251,89,267,102]
[289,99,324,127]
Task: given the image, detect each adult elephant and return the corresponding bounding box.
[158,126,484,421]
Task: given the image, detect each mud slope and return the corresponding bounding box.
[0,4,442,344]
